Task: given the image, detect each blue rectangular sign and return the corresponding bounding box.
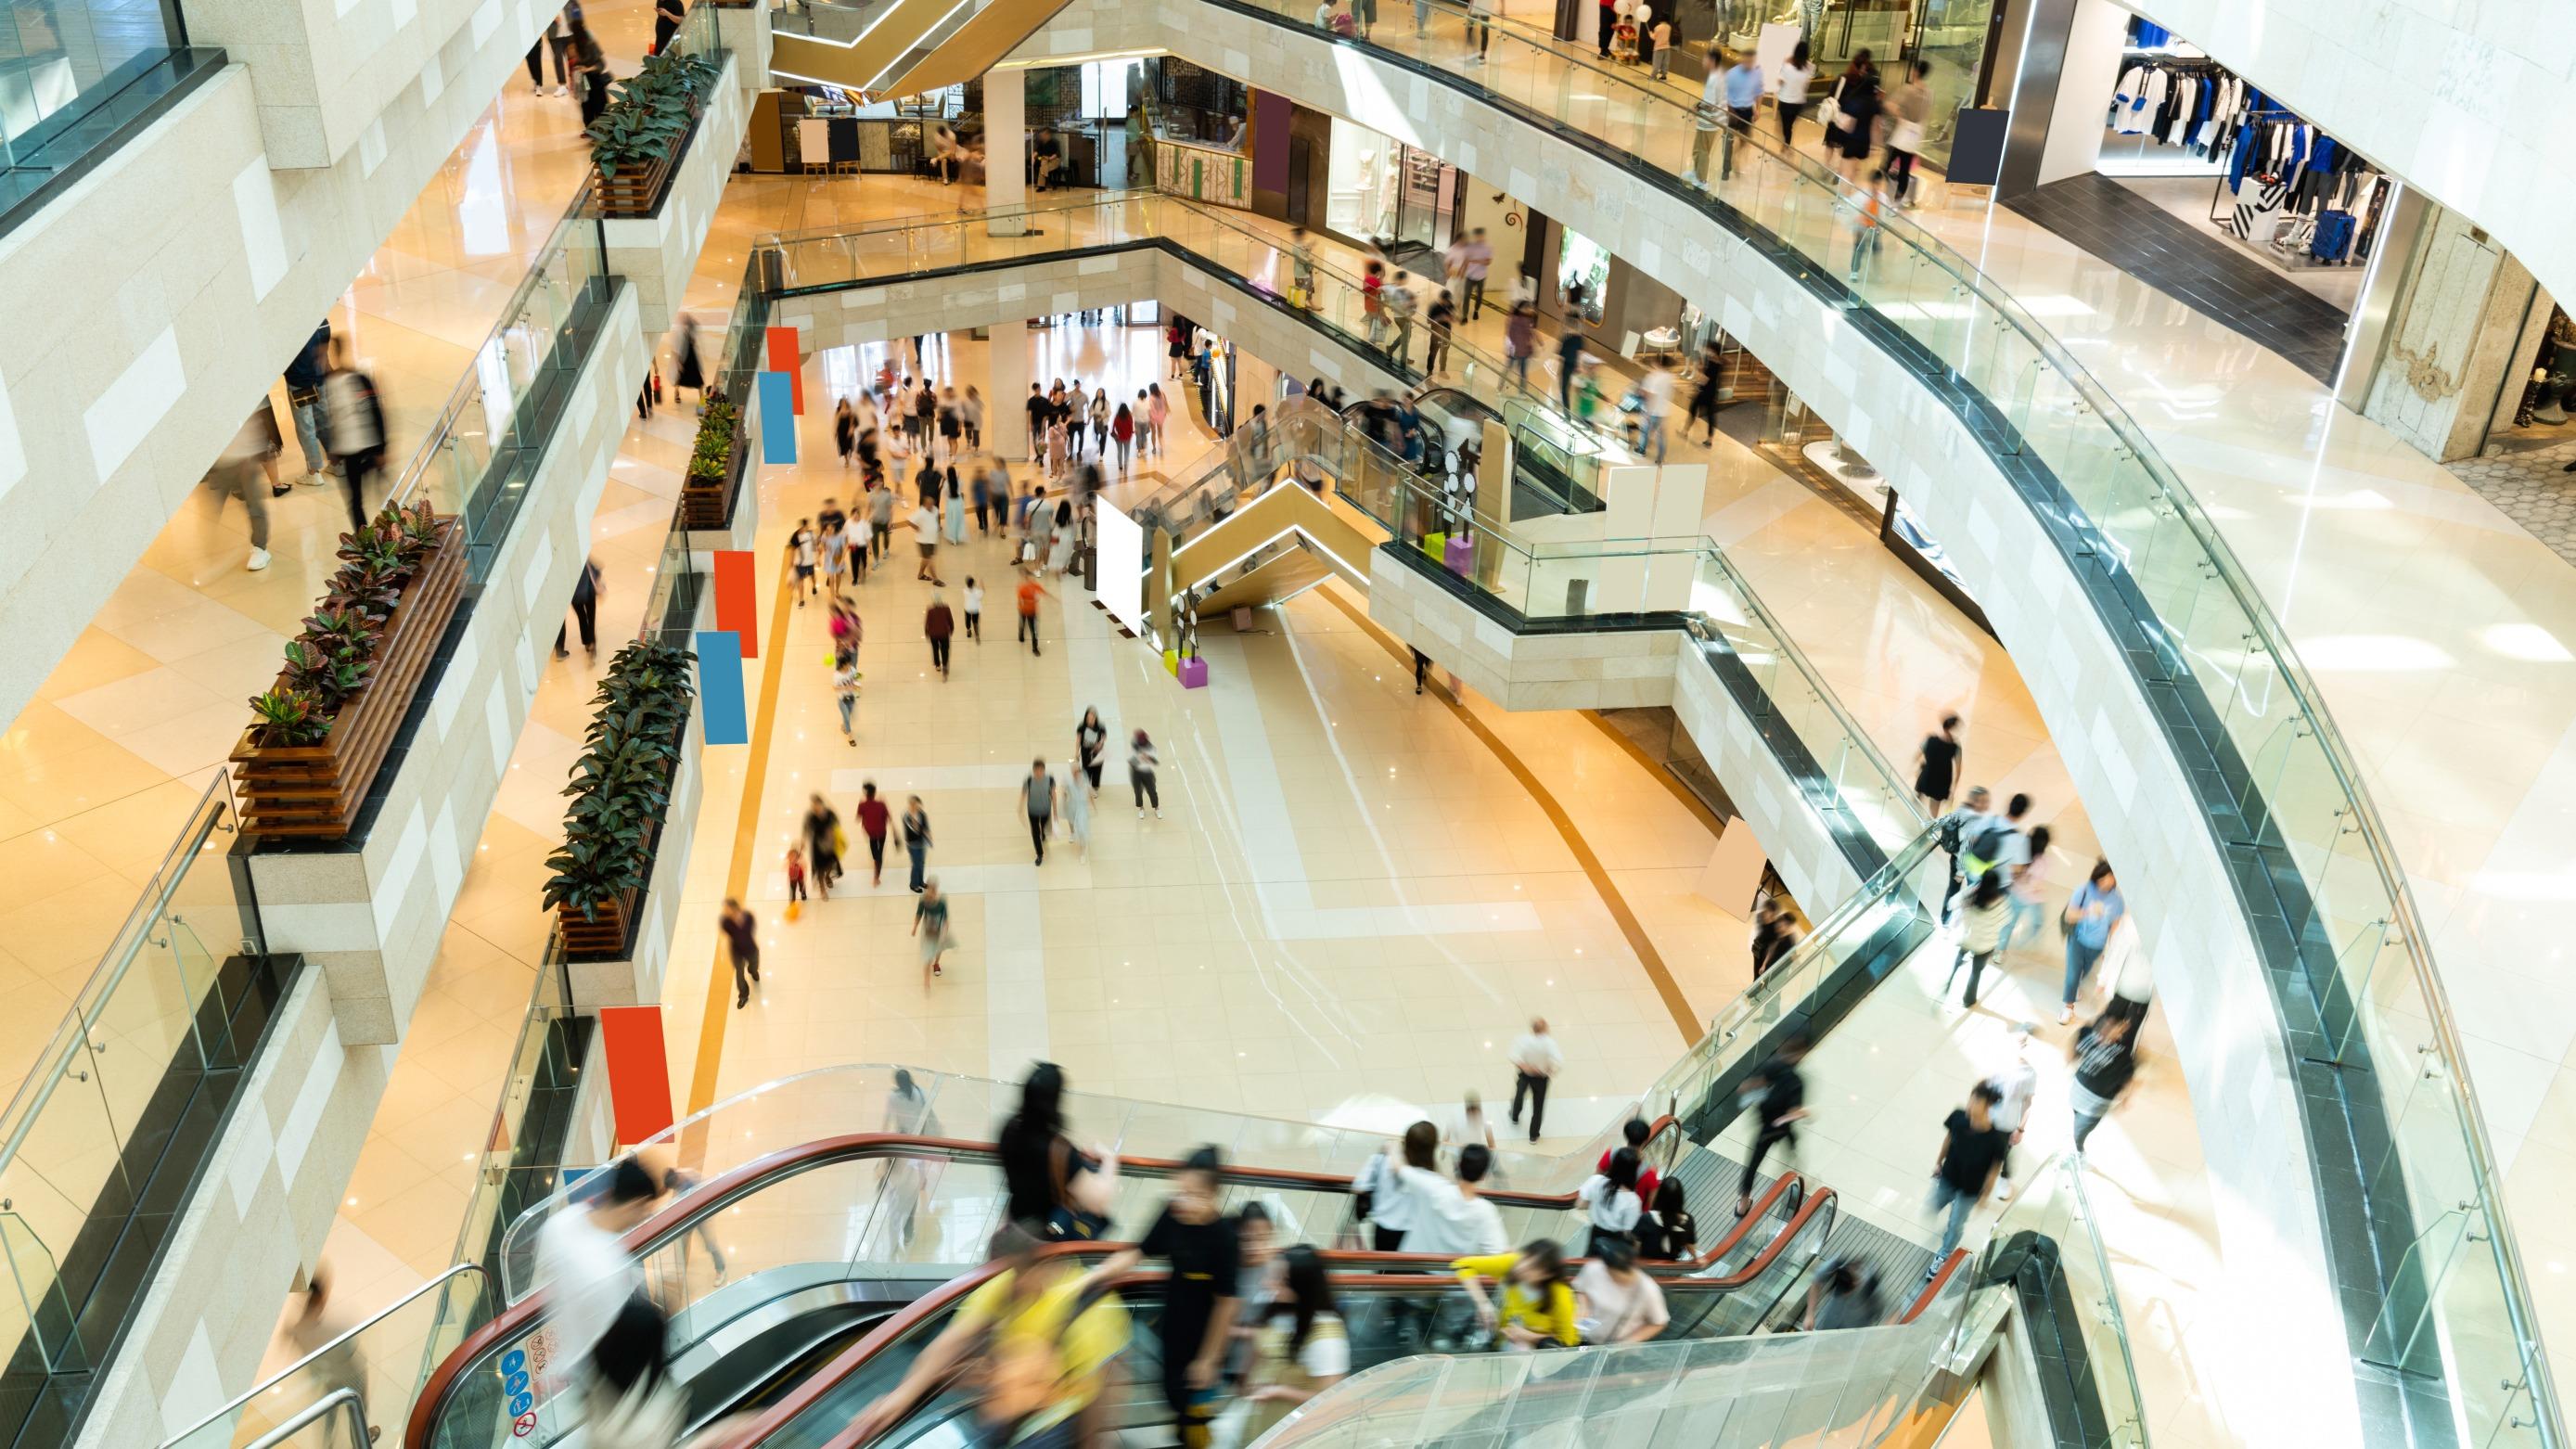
[696,630,749,745]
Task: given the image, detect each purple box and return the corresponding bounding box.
[1443,535,1475,577]
[1178,656,1210,689]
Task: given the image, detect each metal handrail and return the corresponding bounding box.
[160,1264,488,1448]
[244,1388,369,1449]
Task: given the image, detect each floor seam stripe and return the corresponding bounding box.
[686,545,799,1120]
[1313,585,1702,1043]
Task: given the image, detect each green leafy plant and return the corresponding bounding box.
[584,49,724,181]
[686,398,738,487]
[247,686,334,748]
[541,640,699,929]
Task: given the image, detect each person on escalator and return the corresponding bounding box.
[1096,1148,1242,1449]
[533,1157,660,1397]
[1801,1255,1884,1330]
[997,1061,1121,1240]
[1637,1179,1698,1262]
[1596,1117,1662,1210]
[1573,1237,1669,1345]
[1390,1137,1507,1257]
[1577,1148,1646,1258]
[1452,1240,1578,1350]
[1237,1246,1350,1440]
[583,1295,688,1445]
[852,1221,1134,1449]
[1351,1123,1434,1251]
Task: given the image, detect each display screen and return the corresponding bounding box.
[1096,502,1147,635]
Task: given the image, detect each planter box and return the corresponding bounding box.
[595,109,705,220]
[229,519,468,840]
[553,709,694,962]
[681,426,748,529]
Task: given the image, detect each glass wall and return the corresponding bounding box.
[0,0,182,143]
[1322,119,1461,257]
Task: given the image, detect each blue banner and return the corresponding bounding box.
[757,372,798,465]
[696,630,749,745]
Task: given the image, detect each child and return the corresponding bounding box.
[789,519,816,604]
[1649,16,1673,79]
[1574,356,1608,433]
[1850,169,1888,281]
[1610,9,1639,65]
[786,845,808,904]
[833,660,859,742]
[962,576,984,642]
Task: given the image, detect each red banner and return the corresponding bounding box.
[765,326,803,414]
[597,1005,674,1146]
[712,549,759,658]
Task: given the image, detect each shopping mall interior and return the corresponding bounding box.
[2,0,2572,1443]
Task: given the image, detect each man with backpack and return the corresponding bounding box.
[1959,792,2033,891]
[1933,786,1991,922]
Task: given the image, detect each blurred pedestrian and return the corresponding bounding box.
[902,795,931,892]
[718,899,758,1007]
[319,333,386,534]
[914,878,954,979]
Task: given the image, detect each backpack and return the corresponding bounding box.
[1962,822,2015,880]
[1937,810,1971,854]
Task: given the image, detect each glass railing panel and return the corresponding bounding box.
[0,1210,81,1377]
[163,1266,489,1449]
[1976,1155,2147,1448]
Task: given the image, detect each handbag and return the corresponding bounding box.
[1825,78,1852,134]
[1890,118,1925,152]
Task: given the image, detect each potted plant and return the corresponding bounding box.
[542,639,698,952]
[586,49,725,213]
[681,397,741,526]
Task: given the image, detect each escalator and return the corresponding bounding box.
[769,0,1068,100]
[405,1129,1825,1449]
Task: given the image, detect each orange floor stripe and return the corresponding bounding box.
[1314,585,1704,1043]
[686,545,800,1118]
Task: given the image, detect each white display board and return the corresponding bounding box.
[1754,21,1801,79]
[1096,502,1146,635]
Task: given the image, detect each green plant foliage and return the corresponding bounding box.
[686,398,738,486]
[540,639,699,926]
[584,49,724,181]
[248,499,448,747]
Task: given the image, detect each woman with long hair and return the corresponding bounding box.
[1823,48,1882,183]
[994,1061,1121,1238]
[1240,1246,1349,1437]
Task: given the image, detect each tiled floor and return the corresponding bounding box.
[2005,173,2352,382]
[2448,438,2576,565]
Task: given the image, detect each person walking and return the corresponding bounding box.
[1934,785,1993,922]
[1424,289,1457,376]
[1986,1028,2039,1202]
[1147,384,1171,457]
[1883,58,1932,206]
[2069,1012,2138,1156]
[1687,49,1726,186]
[1504,301,1537,391]
[1638,356,1675,463]
[1927,1082,2010,1271]
[570,22,612,125]
[652,0,684,52]
[1961,792,2033,891]
[833,658,859,742]
[1129,730,1160,818]
[215,403,279,572]
[868,483,896,565]
[1774,39,1815,143]
[319,333,386,534]
[718,899,759,1008]
[555,558,602,659]
[1998,824,2054,960]
[913,878,954,979]
[1686,339,1727,442]
[785,844,807,910]
[1554,323,1587,417]
[1506,1019,1561,1141]
[1111,403,1134,474]
[1950,871,2010,1008]
[924,591,955,678]
[961,576,984,644]
[836,397,859,468]
[2059,861,2125,1022]
[1020,760,1059,866]
[910,501,947,585]
[1075,708,1108,793]
[802,793,843,898]
[1088,387,1111,459]
[1016,571,1051,656]
[1733,1033,1810,1217]
[890,796,928,893]
[1718,48,1764,180]
[1915,713,1962,814]
[1824,50,1883,184]
[284,322,333,486]
[856,782,892,886]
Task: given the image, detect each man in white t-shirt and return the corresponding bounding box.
[1639,359,1676,463]
[1983,1028,2039,1203]
[1392,1143,1508,1254]
[1506,1019,1563,1141]
[532,1157,661,1389]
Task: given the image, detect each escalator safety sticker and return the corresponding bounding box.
[504,1343,539,1435]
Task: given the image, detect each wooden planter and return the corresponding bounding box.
[680,426,746,529]
[229,519,468,840]
[594,109,703,219]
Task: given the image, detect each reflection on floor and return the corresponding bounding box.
[2005,173,2352,381]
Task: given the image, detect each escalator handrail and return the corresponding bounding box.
[1892,1250,1971,1327]
[413,1122,1701,1443]
[731,1208,1839,1449]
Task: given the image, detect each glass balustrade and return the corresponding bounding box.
[1977,1153,2149,1448]
[161,1266,491,1449]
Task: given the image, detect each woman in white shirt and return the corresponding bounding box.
[1573,1237,1670,1344]
[1774,40,1814,145]
[1576,1147,1645,1257]
[1353,1122,1439,1250]
[1241,1248,1350,1440]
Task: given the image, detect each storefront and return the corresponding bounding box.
[1688,0,2006,170]
[1320,118,1466,266]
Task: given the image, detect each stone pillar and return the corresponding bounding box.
[985,68,1029,237]
[2361,201,2535,462]
[989,319,1033,459]
[714,1,775,90]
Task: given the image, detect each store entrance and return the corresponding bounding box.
[2002,4,2408,384]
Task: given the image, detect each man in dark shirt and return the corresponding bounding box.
[855,782,893,886]
[718,898,758,1008]
[1024,383,1049,464]
[1929,1082,2010,1272]
[1103,1148,1239,1449]
[1731,1033,1809,1217]
[2070,1014,2138,1153]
